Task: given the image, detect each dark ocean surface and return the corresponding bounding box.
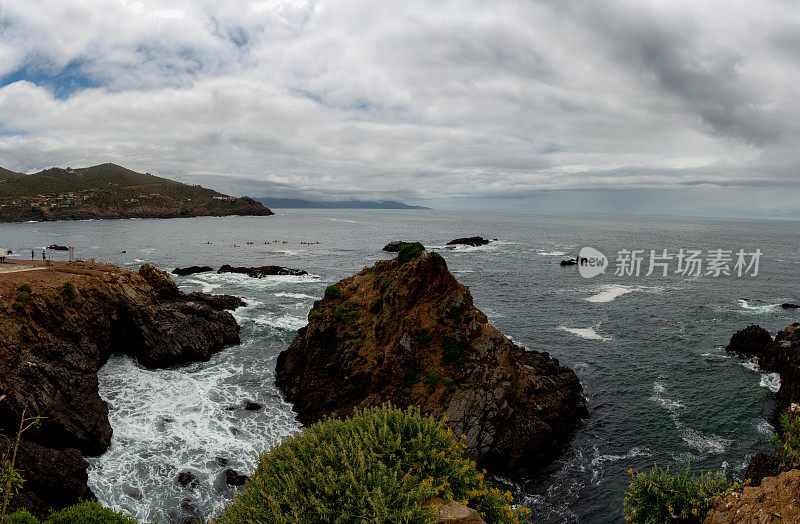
[2,210,799,522]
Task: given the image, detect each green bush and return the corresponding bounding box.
[324,285,343,300]
[61,281,77,301]
[51,295,64,312]
[423,371,440,392]
[16,283,32,294]
[397,243,425,265]
[213,405,519,524]
[771,410,800,466]
[333,305,354,323]
[403,370,420,388]
[442,335,469,363]
[415,329,431,346]
[12,291,29,311]
[623,464,739,523]
[7,501,137,523]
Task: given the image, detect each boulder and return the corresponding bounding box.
[224,469,248,487]
[276,250,587,477]
[446,236,490,247]
[217,264,307,278]
[177,471,200,489]
[782,303,800,309]
[172,266,214,276]
[382,241,410,252]
[725,325,773,363]
[47,244,69,251]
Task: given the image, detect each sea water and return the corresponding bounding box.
[2,210,799,523]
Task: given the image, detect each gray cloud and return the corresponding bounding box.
[0,0,798,217]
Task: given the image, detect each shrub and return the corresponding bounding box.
[416,329,431,346]
[12,292,29,311]
[623,464,739,523]
[403,370,420,388]
[398,243,425,265]
[5,509,38,524]
[771,410,800,466]
[443,377,455,388]
[308,309,323,321]
[333,305,354,323]
[51,295,64,312]
[442,335,469,363]
[45,501,138,523]
[324,285,342,300]
[213,405,519,524]
[16,283,31,294]
[423,371,440,392]
[369,297,383,313]
[61,281,77,301]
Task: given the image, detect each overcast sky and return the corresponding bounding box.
[0,0,799,218]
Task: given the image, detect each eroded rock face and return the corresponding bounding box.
[704,469,800,524]
[0,262,242,517]
[275,251,587,477]
[382,241,410,252]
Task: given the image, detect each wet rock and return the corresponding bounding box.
[172,266,214,276]
[0,262,241,516]
[215,457,229,466]
[276,251,587,477]
[47,244,69,251]
[224,469,248,486]
[725,325,774,365]
[185,292,245,311]
[177,472,199,489]
[745,452,780,486]
[244,401,262,411]
[217,264,307,278]
[446,236,490,247]
[782,303,800,309]
[560,259,577,266]
[382,241,410,252]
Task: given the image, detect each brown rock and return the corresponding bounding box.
[426,498,485,523]
[0,261,242,517]
[275,251,587,477]
[704,469,800,523]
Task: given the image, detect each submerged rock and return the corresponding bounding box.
[47,244,69,251]
[172,265,214,276]
[224,469,248,487]
[217,264,307,278]
[382,241,410,252]
[0,261,242,517]
[177,472,200,489]
[446,236,490,247]
[276,249,587,477]
[782,303,800,309]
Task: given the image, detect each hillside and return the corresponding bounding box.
[0,163,273,222]
[257,197,430,209]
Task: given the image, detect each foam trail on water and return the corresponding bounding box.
[558,325,612,341]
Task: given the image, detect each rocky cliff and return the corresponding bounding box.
[0,261,242,517]
[275,248,587,477]
[704,469,800,523]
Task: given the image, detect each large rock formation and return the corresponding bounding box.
[275,249,587,477]
[217,264,307,278]
[704,469,800,523]
[725,323,800,484]
[0,261,242,517]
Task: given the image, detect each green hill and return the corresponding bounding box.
[0,163,273,222]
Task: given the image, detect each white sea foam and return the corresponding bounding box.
[590,446,651,466]
[738,299,780,313]
[756,419,775,435]
[183,279,221,293]
[650,381,730,454]
[254,313,307,331]
[760,372,781,393]
[274,292,316,299]
[558,325,612,341]
[537,250,567,256]
[584,284,664,303]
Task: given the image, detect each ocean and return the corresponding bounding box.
[2,210,799,523]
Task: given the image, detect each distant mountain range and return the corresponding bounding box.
[257,198,430,210]
[0,163,273,222]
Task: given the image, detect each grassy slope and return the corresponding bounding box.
[0,163,222,199]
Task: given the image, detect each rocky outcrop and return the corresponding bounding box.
[46,244,69,251]
[275,249,587,477]
[0,262,242,517]
[446,236,491,247]
[382,241,410,252]
[782,303,800,309]
[704,469,800,523]
[725,325,774,363]
[217,264,307,278]
[173,266,214,276]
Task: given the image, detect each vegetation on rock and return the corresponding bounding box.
[6,501,137,523]
[213,405,522,524]
[622,464,741,523]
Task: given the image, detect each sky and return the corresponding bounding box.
[0,0,799,218]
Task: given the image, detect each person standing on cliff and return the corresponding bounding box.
[42,250,46,261]
[31,249,34,260]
